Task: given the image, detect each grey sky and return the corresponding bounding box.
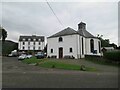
[1,1,118,45]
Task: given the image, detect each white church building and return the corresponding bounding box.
[47,22,101,59]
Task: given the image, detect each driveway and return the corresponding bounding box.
[2,57,118,88]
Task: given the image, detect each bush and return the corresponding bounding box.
[103,51,120,62]
[80,65,86,71]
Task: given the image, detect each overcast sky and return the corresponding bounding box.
[1,1,119,45]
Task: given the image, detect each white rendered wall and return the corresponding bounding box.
[85,38,101,56]
[18,41,45,51]
[47,35,79,59]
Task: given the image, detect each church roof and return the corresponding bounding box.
[48,27,97,38]
[48,27,78,38]
[78,29,95,38]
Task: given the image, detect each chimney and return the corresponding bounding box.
[78,22,86,30]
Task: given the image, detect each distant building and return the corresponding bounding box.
[47,22,101,59]
[101,47,114,51]
[18,35,45,53]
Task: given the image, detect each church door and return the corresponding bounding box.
[59,47,63,59]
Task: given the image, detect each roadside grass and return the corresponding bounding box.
[22,57,97,72]
[38,61,97,71]
[85,56,120,67]
[22,57,44,64]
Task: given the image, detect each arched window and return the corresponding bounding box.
[98,41,101,53]
[58,37,63,42]
[82,37,84,54]
[51,49,53,53]
[69,48,73,53]
[90,39,94,53]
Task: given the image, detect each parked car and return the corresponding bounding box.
[18,54,27,60]
[26,55,32,59]
[36,52,45,59]
[8,54,13,57]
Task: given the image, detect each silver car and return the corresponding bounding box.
[18,54,27,60]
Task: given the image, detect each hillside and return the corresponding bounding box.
[1,40,18,55]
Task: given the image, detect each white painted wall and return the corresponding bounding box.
[47,34,79,59]
[47,35,101,59]
[85,38,101,56]
[18,41,45,50]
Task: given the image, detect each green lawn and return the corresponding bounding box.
[85,56,120,67]
[22,57,97,71]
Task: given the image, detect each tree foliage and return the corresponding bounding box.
[0,26,7,42]
[97,34,117,48]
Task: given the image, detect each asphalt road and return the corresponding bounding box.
[2,57,119,88]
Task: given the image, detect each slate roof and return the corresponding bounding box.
[19,35,45,42]
[48,27,78,38]
[78,29,95,38]
[48,27,96,38]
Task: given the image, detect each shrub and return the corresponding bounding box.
[52,64,55,68]
[80,65,86,71]
[103,51,120,62]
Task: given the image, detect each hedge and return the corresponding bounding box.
[103,51,120,62]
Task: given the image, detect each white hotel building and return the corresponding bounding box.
[18,35,45,52]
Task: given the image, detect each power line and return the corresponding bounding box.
[46,0,64,27]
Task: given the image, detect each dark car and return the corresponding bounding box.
[36,52,45,59]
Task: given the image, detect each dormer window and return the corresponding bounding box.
[58,37,63,42]
[23,38,25,41]
[39,39,41,41]
[33,39,36,41]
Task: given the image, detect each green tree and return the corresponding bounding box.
[0,26,7,42]
[97,34,110,47]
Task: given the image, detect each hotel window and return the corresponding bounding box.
[69,48,73,53]
[28,42,30,45]
[23,38,25,41]
[51,49,53,53]
[39,42,41,45]
[33,42,35,45]
[33,39,36,41]
[23,42,25,45]
[39,39,41,41]
[23,46,25,50]
[28,46,30,50]
[39,47,41,50]
[33,46,35,50]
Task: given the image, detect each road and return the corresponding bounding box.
[2,57,119,88]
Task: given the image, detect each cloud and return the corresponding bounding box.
[1,2,118,45]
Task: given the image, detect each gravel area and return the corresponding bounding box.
[2,57,119,88]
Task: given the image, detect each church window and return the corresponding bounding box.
[58,37,63,42]
[90,39,94,53]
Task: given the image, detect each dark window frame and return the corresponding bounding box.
[33,46,35,50]
[51,49,53,53]
[90,39,94,53]
[82,37,84,54]
[58,37,63,42]
[28,42,30,45]
[23,42,25,45]
[69,48,73,53]
[33,42,35,45]
[23,46,25,50]
[98,41,101,53]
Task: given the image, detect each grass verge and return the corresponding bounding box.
[22,57,97,72]
[85,56,120,67]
